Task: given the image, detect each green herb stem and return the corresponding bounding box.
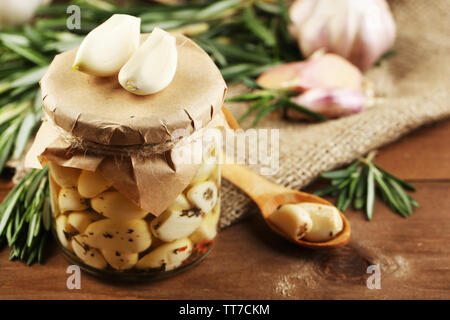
[314,152,419,220]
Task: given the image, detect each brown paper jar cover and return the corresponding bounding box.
[26,33,228,216]
[40,33,227,146]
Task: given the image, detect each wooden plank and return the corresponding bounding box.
[375,119,450,180]
[0,181,448,299]
[0,119,449,299]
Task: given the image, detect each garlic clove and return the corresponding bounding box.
[136,238,193,271]
[91,191,147,221]
[189,202,220,244]
[356,2,396,70]
[297,203,343,242]
[49,175,61,217]
[67,210,102,233]
[77,170,112,198]
[118,27,177,95]
[58,187,89,213]
[191,128,221,184]
[256,61,307,91]
[267,204,313,241]
[72,235,108,269]
[150,206,203,242]
[186,181,218,214]
[0,0,43,29]
[101,249,138,270]
[257,53,363,92]
[49,163,81,188]
[296,53,363,91]
[290,87,366,119]
[167,194,193,211]
[73,14,140,76]
[55,215,77,251]
[83,219,152,253]
[288,0,396,70]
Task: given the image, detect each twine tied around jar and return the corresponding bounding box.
[43,113,209,159]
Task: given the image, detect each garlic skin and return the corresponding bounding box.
[289,0,396,70]
[256,53,366,119]
[73,14,141,76]
[118,27,178,95]
[0,0,50,29]
[290,87,366,119]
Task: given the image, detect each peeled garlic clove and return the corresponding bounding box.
[83,219,151,253]
[58,187,89,213]
[73,14,140,76]
[49,175,61,217]
[72,235,107,269]
[101,250,138,270]
[55,215,77,251]
[118,27,177,95]
[91,191,147,221]
[191,162,218,185]
[267,204,313,241]
[289,88,366,119]
[136,238,192,271]
[189,202,220,244]
[49,163,80,188]
[186,181,218,214]
[78,170,112,198]
[67,211,102,233]
[150,206,203,242]
[191,131,220,184]
[167,194,193,211]
[0,0,43,28]
[297,203,343,242]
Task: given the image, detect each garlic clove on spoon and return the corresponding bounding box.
[268,204,313,241]
[297,203,343,242]
[118,27,178,95]
[72,14,141,76]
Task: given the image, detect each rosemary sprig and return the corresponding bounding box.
[314,151,419,220]
[0,0,299,174]
[0,166,51,265]
[0,0,300,265]
[226,89,327,125]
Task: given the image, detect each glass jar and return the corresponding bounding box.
[26,31,227,281]
[49,136,221,280]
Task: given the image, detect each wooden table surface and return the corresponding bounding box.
[0,119,449,300]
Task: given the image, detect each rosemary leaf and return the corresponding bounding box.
[252,100,283,126]
[242,6,276,47]
[321,161,359,179]
[315,152,419,220]
[366,165,375,220]
[238,97,271,123]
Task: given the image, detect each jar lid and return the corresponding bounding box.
[40,33,227,146]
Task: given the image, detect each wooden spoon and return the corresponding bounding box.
[221,163,351,249]
[220,106,350,249]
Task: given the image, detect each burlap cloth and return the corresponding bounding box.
[219,0,450,228]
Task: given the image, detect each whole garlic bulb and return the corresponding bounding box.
[289,0,396,70]
[0,0,51,29]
